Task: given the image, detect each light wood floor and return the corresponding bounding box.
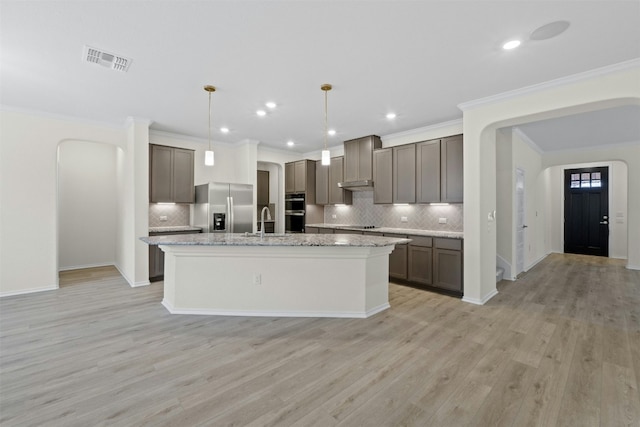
[1,254,639,426]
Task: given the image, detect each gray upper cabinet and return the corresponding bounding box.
[328,156,352,205]
[285,162,295,193]
[416,139,441,203]
[415,134,463,204]
[149,144,194,203]
[343,135,382,182]
[257,170,269,206]
[393,144,416,203]
[315,160,329,205]
[285,160,316,201]
[441,134,463,202]
[373,148,393,204]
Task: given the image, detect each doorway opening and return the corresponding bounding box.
[564,166,609,257]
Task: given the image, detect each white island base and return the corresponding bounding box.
[160,244,395,318]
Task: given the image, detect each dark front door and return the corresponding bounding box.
[564,167,609,257]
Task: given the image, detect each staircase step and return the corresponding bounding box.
[496,267,505,283]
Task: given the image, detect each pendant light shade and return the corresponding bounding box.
[321,149,330,165]
[204,85,216,167]
[321,84,332,166]
[204,150,214,166]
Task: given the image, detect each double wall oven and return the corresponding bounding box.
[285,193,305,233]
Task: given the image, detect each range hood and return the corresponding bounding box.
[338,180,374,191]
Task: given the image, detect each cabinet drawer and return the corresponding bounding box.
[408,236,432,247]
[435,238,462,250]
[318,227,334,234]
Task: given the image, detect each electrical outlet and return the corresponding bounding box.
[253,273,261,285]
[160,215,168,221]
[439,218,447,224]
[401,216,408,223]
[332,214,337,219]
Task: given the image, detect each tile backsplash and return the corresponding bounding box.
[323,192,463,231]
[149,204,191,227]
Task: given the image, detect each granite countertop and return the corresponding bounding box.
[306,224,464,240]
[140,233,411,247]
[149,226,203,233]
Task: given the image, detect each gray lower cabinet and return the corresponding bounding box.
[408,236,433,285]
[318,227,334,234]
[305,227,318,234]
[390,234,463,295]
[149,244,164,280]
[433,238,463,292]
[385,233,408,280]
[149,229,201,281]
[257,221,274,233]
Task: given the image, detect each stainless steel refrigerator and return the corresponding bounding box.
[194,182,254,233]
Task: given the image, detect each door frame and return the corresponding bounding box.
[563,165,609,257]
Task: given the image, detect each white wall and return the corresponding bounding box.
[545,160,629,259]
[512,130,545,270]
[58,141,118,270]
[0,109,126,296]
[460,64,640,304]
[496,129,514,278]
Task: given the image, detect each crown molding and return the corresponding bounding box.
[380,118,463,141]
[0,104,124,130]
[543,139,640,155]
[148,129,234,147]
[458,58,640,111]
[125,116,153,127]
[512,127,544,155]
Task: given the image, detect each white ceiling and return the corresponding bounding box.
[1,1,639,153]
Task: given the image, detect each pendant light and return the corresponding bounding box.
[204,85,216,166]
[321,84,332,166]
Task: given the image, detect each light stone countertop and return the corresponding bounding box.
[305,224,464,240]
[140,233,411,247]
[149,226,203,233]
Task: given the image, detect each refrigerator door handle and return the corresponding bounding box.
[228,196,234,233]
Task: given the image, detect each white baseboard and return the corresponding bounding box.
[0,285,58,298]
[626,264,640,271]
[58,262,115,272]
[462,289,499,305]
[132,280,151,287]
[525,253,548,272]
[162,299,390,318]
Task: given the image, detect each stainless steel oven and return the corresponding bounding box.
[285,193,305,233]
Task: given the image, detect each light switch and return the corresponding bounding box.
[401,216,408,223]
[439,218,447,224]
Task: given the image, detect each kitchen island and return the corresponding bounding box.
[140,233,410,318]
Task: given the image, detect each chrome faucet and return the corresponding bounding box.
[260,206,272,239]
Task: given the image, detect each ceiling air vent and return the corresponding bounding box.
[83,45,132,72]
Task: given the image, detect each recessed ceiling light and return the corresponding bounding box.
[256,110,266,117]
[386,113,397,119]
[265,102,277,109]
[530,20,570,41]
[327,129,336,136]
[503,40,521,50]
[220,127,229,133]
[287,140,295,147]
